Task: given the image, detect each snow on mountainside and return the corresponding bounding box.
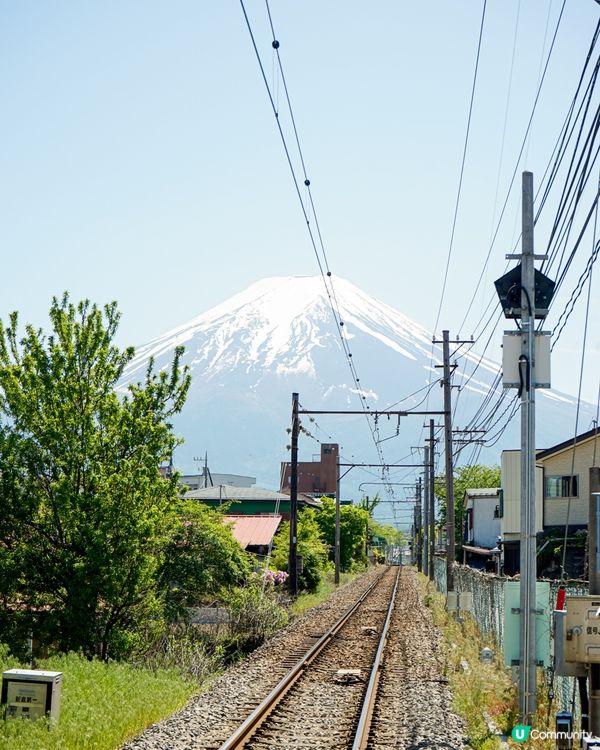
[121,276,594,497]
[124,276,434,384]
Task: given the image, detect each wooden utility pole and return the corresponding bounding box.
[288,393,299,597]
[433,334,470,591]
[412,514,417,566]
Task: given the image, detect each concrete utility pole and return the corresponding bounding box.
[335,457,341,584]
[288,393,299,597]
[423,446,430,577]
[411,516,417,565]
[416,478,422,573]
[434,334,470,590]
[518,172,537,723]
[442,330,456,592]
[429,419,436,582]
[589,467,600,735]
[495,171,554,722]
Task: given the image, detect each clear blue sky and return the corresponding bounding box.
[1,1,599,404]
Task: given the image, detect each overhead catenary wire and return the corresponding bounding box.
[238,0,392,486]
[542,29,600,274]
[432,4,572,469]
[457,91,599,471]
[423,5,570,470]
[418,1,488,461]
[456,3,596,401]
[543,106,600,289]
[523,0,556,164]
[259,1,392,476]
[463,0,521,333]
[552,237,600,347]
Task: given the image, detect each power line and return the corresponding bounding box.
[560,182,597,577]
[454,13,598,462]
[433,0,487,336]
[457,0,571,339]
[239,0,395,499]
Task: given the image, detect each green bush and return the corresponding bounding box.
[224,583,288,651]
[130,622,224,683]
[0,297,191,660]
[271,509,329,592]
[315,498,369,571]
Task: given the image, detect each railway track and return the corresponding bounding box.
[218,566,400,750]
[361,567,464,749]
[122,566,465,750]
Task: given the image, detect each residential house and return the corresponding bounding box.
[536,427,600,530]
[462,488,501,570]
[499,450,544,575]
[223,515,282,560]
[536,427,600,577]
[183,485,321,520]
[179,472,256,491]
[497,429,600,576]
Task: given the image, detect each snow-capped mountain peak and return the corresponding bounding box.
[120,276,591,489]
[124,276,434,384]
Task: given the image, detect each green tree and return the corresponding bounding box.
[435,464,501,560]
[357,494,380,556]
[315,497,370,571]
[369,520,404,547]
[160,501,252,619]
[271,508,329,592]
[0,295,192,659]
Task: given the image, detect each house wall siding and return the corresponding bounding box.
[539,438,598,527]
[500,451,543,535]
[472,496,501,548]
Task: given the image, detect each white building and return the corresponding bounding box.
[463,488,502,549]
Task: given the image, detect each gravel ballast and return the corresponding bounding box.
[121,568,383,750]
[121,567,467,750]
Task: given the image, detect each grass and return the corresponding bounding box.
[0,651,197,750]
[288,568,364,618]
[419,575,518,750]
[0,568,372,749]
[420,574,564,750]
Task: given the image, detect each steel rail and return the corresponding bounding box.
[352,567,401,750]
[217,567,391,750]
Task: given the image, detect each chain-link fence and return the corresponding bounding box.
[432,556,588,712]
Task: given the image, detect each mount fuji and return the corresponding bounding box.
[121,276,593,502]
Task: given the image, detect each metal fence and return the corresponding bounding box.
[432,556,587,712]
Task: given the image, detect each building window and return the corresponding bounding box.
[545,474,579,498]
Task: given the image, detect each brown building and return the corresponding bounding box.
[280,443,339,498]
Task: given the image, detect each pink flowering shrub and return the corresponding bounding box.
[262,569,288,585]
